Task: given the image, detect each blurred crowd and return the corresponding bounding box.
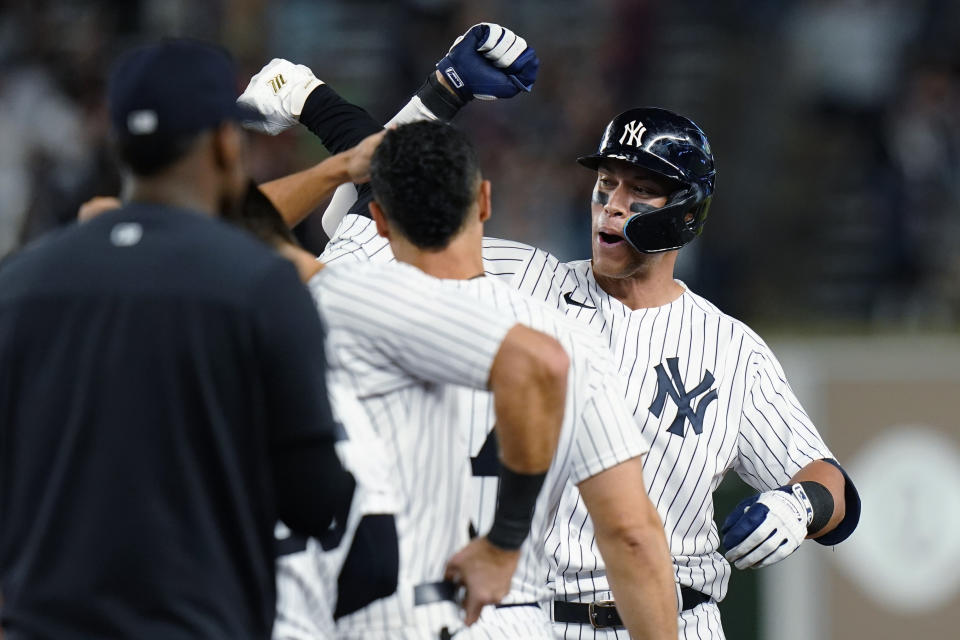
[1,0,958,327]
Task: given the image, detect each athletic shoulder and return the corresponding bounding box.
[320,213,393,265]
[683,285,768,348]
[0,204,288,305]
[682,284,791,382]
[481,237,558,281]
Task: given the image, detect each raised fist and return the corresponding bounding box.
[237,58,324,135]
[436,23,539,101]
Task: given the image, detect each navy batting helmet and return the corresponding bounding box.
[578,107,716,253]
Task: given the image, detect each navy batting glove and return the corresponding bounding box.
[720,494,763,549]
[436,23,540,102]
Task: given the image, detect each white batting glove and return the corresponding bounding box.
[237,58,324,135]
[721,484,814,569]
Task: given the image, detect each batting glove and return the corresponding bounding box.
[436,23,539,101]
[721,484,814,569]
[237,58,324,135]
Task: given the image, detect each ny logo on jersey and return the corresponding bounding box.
[649,357,718,436]
[619,120,647,147]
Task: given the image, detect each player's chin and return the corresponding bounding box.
[593,240,634,273]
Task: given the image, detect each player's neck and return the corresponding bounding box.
[392,230,484,280]
[593,254,684,310]
[122,158,219,217]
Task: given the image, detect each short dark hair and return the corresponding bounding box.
[112,132,202,177]
[369,121,480,250]
[222,180,300,249]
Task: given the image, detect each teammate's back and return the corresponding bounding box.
[0,205,349,639]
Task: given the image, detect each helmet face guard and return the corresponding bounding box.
[579,107,716,253]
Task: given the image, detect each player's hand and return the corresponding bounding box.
[444,536,519,625]
[721,484,813,569]
[436,23,539,102]
[344,130,386,184]
[237,58,324,135]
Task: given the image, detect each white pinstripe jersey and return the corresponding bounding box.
[322,214,834,605]
[320,221,649,613]
[432,276,648,609]
[304,261,517,638]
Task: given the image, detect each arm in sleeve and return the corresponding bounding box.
[577,458,678,640]
[251,260,356,537]
[316,74,463,235]
[788,458,860,545]
[316,265,516,392]
[733,347,835,491]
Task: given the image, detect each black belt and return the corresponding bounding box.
[414,580,459,606]
[553,587,710,629]
[414,580,539,609]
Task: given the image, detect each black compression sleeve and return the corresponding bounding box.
[345,184,374,219]
[798,481,834,533]
[486,466,546,550]
[298,84,382,154]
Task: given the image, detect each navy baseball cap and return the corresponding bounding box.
[108,38,263,137]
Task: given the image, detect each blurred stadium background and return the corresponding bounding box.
[2,1,958,638]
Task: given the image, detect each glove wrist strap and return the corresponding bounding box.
[416,72,467,122]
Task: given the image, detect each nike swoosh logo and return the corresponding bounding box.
[563,291,596,309]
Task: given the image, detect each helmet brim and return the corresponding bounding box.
[576,151,688,185]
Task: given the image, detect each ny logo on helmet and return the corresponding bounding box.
[619,120,646,147]
[649,357,718,436]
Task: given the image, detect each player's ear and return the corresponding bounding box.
[211,122,243,172]
[477,179,492,224]
[369,200,390,240]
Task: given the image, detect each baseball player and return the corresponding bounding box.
[239,27,863,638]
[330,120,678,639]
[208,176,404,639]
[240,50,679,638]
[214,155,571,639]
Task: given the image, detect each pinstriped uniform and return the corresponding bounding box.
[273,379,402,639]
[438,277,648,639]
[321,224,650,639]
[323,215,835,639]
[303,261,516,639]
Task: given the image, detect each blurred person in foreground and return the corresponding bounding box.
[0,39,357,640]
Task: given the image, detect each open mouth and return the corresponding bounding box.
[598,231,624,246]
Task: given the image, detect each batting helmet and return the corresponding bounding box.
[578,107,716,253]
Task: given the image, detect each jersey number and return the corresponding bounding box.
[471,429,500,477]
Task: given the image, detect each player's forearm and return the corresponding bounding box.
[789,459,847,538]
[598,518,678,640]
[488,325,568,472]
[579,459,677,640]
[298,84,383,154]
[259,153,353,227]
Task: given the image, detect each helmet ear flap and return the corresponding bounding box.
[622,184,710,253]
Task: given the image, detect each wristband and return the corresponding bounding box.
[778,481,834,534]
[486,466,546,550]
[798,480,834,533]
[415,72,466,122]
